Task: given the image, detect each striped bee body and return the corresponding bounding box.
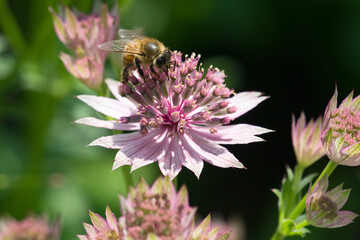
[99,29,172,82]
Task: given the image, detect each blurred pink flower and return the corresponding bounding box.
[76,52,272,179]
[306,175,357,228]
[321,88,360,166]
[79,177,230,240]
[50,4,119,90]
[291,112,325,167]
[0,215,60,240]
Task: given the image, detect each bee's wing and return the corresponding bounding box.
[118,29,145,41]
[98,40,127,52]
[98,40,143,55]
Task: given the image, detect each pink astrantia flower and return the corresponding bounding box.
[291,112,325,167]
[321,88,360,166]
[306,175,357,228]
[77,206,122,240]
[79,177,230,240]
[75,52,272,179]
[0,215,60,240]
[50,4,119,90]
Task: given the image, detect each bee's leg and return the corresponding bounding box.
[163,61,175,77]
[168,61,176,72]
[135,57,145,79]
[150,64,160,77]
[122,66,130,83]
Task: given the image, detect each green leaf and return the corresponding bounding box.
[272,188,284,222]
[272,189,281,200]
[298,173,317,194]
[286,166,294,181]
[281,167,294,214]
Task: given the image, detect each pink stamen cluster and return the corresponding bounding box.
[329,107,360,145]
[119,177,195,240]
[124,192,186,239]
[118,52,236,137]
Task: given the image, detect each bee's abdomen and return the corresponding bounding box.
[123,54,134,65]
[123,40,141,66]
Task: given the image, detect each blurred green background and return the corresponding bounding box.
[1,0,360,239]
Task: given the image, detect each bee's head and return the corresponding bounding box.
[155,49,172,69]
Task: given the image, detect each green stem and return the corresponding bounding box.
[121,165,134,187]
[100,93,134,189]
[288,160,338,220]
[292,164,304,192]
[295,220,309,230]
[270,229,284,240]
[283,164,305,218]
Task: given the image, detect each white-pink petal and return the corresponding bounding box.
[90,212,108,232]
[77,95,137,119]
[341,142,360,166]
[105,79,134,107]
[185,132,244,169]
[158,135,183,180]
[89,134,135,149]
[105,206,118,232]
[179,136,204,179]
[131,130,170,172]
[75,117,140,131]
[323,87,338,130]
[83,223,97,238]
[227,91,269,119]
[102,129,165,169]
[89,130,157,149]
[112,150,132,170]
[190,124,272,144]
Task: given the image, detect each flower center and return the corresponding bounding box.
[329,107,360,145]
[125,193,183,240]
[312,195,338,219]
[119,52,238,137]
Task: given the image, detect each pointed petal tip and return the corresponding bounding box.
[86,141,96,147]
[194,171,201,180]
[112,159,129,171]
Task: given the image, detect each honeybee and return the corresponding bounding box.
[98,29,172,82]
